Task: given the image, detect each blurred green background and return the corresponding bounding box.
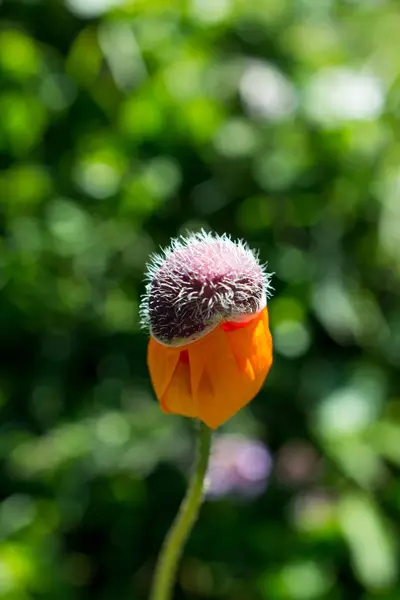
[1,0,400,599]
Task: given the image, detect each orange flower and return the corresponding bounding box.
[147,307,272,429]
[140,231,273,428]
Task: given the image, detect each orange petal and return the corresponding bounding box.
[147,339,198,418]
[147,307,273,428]
[147,337,181,400]
[227,306,272,382]
[188,307,273,429]
[161,351,198,418]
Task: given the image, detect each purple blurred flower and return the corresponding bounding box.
[206,434,272,499]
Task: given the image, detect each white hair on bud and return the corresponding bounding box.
[139,230,273,347]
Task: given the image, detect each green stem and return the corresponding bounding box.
[149,421,212,600]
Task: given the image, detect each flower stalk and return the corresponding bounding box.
[149,421,212,600]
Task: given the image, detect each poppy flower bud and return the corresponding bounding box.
[141,231,271,346]
[140,231,273,429]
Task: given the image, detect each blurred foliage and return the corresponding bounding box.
[1,0,400,599]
